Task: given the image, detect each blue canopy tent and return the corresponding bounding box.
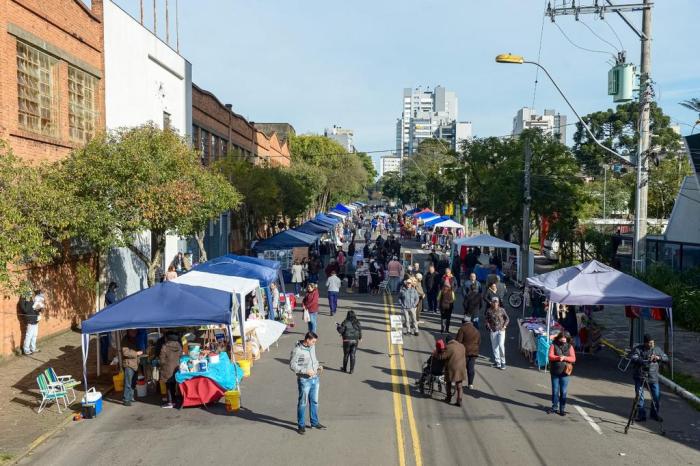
[295,221,330,236]
[333,203,351,214]
[415,210,439,220]
[404,207,420,216]
[221,253,286,303]
[80,282,233,388]
[424,215,451,227]
[192,258,280,319]
[253,229,318,252]
[315,213,340,225]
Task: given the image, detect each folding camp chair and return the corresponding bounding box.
[36,373,69,413]
[45,368,79,404]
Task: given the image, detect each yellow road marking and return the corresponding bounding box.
[384,292,406,466]
[388,293,423,466]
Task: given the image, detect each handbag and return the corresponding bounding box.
[303,309,310,323]
[564,362,574,376]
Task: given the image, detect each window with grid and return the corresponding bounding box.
[16,42,58,136]
[68,66,97,143]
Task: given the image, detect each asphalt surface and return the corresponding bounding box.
[19,240,700,466]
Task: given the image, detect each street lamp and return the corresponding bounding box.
[495,54,630,165]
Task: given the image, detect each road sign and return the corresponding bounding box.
[390,315,403,329]
[390,330,404,345]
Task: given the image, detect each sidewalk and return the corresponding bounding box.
[0,329,113,463]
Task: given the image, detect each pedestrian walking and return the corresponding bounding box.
[437,284,455,334]
[337,310,362,374]
[414,273,425,323]
[455,317,481,390]
[158,332,182,408]
[369,259,382,295]
[485,297,509,370]
[547,331,576,416]
[270,282,280,320]
[291,260,304,297]
[437,336,467,407]
[325,270,341,316]
[423,264,439,314]
[387,256,403,293]
[121,329,143,406]
[462,283,483,329]
[307,255,321,284]
[290,332,326,435]
[22,289,45,356]
[399,278,420,336]
[464,272,482,294]
[302,284,320,333]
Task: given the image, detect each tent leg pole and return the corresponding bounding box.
[96,335,101,377]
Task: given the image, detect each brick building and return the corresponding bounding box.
[0,0,105,355]
[192,83,291,167]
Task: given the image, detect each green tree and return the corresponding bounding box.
[573,102,682,176]
[60,124,241,286]
[0,142,71,291]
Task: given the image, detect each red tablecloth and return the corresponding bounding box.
[179,377,225,407]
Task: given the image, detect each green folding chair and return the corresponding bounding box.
[45,368,79,404]
[36,373,69,413]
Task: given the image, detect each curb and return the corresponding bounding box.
[601,338,700,407]
[9,385,114,465]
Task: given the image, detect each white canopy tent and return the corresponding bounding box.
[433,219,465,230]
[173,271,261,351]
[418,214,440,224]
[451,234,522,281]
[327,211,346,219]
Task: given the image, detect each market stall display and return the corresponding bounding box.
[176,352,243,407]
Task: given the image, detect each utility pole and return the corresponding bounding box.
[521,139,532,282]
[633,0,652,274]
[463,170,469,235]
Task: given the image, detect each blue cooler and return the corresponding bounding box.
[82,388,103,417]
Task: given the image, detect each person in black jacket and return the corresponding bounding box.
[337,310,362,374]
[423,265,439,314]
[631,334,668,422]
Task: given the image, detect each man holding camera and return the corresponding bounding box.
[630,334,668,422]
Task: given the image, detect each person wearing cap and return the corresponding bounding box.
[437,335,467,407]
[485,297,509,370]
[387,255,403,294]
[630,334,668,422]
[455,316,481,389]
[398,278,420,336]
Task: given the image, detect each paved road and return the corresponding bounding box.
[20,242,700,466]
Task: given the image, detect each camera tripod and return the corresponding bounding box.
[624,373,665,435]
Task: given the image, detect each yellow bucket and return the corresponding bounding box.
[113,371,124,392]
[238,359,252,377]
[224,389,241,412]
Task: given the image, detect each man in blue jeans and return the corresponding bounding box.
[631,334,668,422]
[325,270,341,316]
[289,332,326,435]
[121,330,143,406]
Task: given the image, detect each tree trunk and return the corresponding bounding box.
[195,231,208,262]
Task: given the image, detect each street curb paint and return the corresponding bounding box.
[601,339,700,407]
[10,385,114,465]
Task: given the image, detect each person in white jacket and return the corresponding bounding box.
[291,260,304,297]
[325,270,342,316]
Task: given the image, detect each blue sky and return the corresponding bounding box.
[114,0,699,162]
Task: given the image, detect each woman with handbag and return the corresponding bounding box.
[547,331,576,416]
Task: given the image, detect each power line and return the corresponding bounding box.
[531,0,549,109]
[553,21,616,58]
[603,17,625,50]
[579,18,620,53]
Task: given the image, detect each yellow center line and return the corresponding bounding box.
[388,293,423,466]
[384,292,406,466]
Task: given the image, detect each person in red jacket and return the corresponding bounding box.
[547,331,576,416]
[302,283,320,334]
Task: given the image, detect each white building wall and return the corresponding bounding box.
[103,0,193,294]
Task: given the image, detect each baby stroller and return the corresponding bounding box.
[416,341,447,397]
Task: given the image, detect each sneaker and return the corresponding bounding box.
[161,403,174,409]
[491,363,501,368]
[297,427,306,435]
[23,351,32,356]
[311,423,327,430]
[33,349,41,353]
[468,384,474,390]
[417,320,425,324]
[558,409,566,416]
[123,401,132,406]
[499,366,506,370]
[413,331,419,336]
[547,407,557,415]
